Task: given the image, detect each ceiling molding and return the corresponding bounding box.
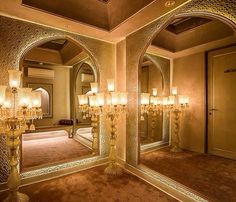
[0,0,190,43]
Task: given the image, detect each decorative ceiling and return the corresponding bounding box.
[24,39,86,66]
[151,17,235,52]
[39,39,67,51]
[22,0,155,30]
[166,17,212,35]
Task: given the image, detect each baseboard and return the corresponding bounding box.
[141,141,169,153]
[123,163,209,202]
[1,158,209,202]
[0,157,109,192]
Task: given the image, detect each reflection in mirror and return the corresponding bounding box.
[21,38,98,172]
[74,62,95,152]
[35,88,50,116]
[140,55,167,149]
[139,16,236,202]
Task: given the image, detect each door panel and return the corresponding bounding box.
[208,46,236,160]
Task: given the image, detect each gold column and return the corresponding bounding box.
[4,118,29,202]
[150,111,157,141]
[104,113,122,175]
[91,114,99,154]
[171,109,182,152]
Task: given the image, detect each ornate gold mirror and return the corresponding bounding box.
[138,16,236,201]
[20,38,98,172]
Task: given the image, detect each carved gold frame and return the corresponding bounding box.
[0,16,111,184]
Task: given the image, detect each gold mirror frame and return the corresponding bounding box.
[126,0,236,200]
[0,18,111,184]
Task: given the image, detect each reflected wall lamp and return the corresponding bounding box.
[140,87,189,152]
[78,79,127,175]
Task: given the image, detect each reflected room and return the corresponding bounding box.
[139,16,236,202]
[21,38,98,171]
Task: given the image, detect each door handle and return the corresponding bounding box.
[209,108,218,111]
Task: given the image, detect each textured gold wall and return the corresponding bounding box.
[173,52,206,153]
[126,0,236,166]
[0,16,115,182]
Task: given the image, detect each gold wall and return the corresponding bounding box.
[173,52,206,153]
[24,66,71,126]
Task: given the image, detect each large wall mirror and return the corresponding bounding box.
[20,38,99,172]
[138,16,236,201]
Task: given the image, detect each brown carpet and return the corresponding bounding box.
[0,166,177,202]
[141,147,236,202]
[22,136,92,171]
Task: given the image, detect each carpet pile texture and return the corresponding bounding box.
[0,166,177,202]
[141,147,236,202]
[22,135,92,171]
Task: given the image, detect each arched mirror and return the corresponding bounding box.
[35,87,50,117]
[20,38,98,172]
[139,16,236,201]
[73,61,96,152]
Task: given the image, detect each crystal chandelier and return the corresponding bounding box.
[78,79,127,175]
[0,69,42,202]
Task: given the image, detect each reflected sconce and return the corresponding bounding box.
[77,95,89,119]
[168,87,189,152]
[141,93,150,120]
[107,79,115,92]
[0,69,42,202]
[90,82,98,94]
[78,79,127,175]
[141,88,163,141]
[139,86,189,151]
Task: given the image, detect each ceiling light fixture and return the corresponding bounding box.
[165,0,176,7]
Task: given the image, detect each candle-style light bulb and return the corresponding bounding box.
[18,88,32,108]
[0,85,7,106]
[107,79,115,92]
[141,93,150,105]
[171,87,177,95]
[90,82,98,94]
[168,96,175,105]
[96,93,105,107]
[77,95,88,105]
[31,91,42,108]
[152,88,158,97]
[8,69,22,88]
[119,92,128,105]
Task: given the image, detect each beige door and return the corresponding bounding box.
[208,46,236,160]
